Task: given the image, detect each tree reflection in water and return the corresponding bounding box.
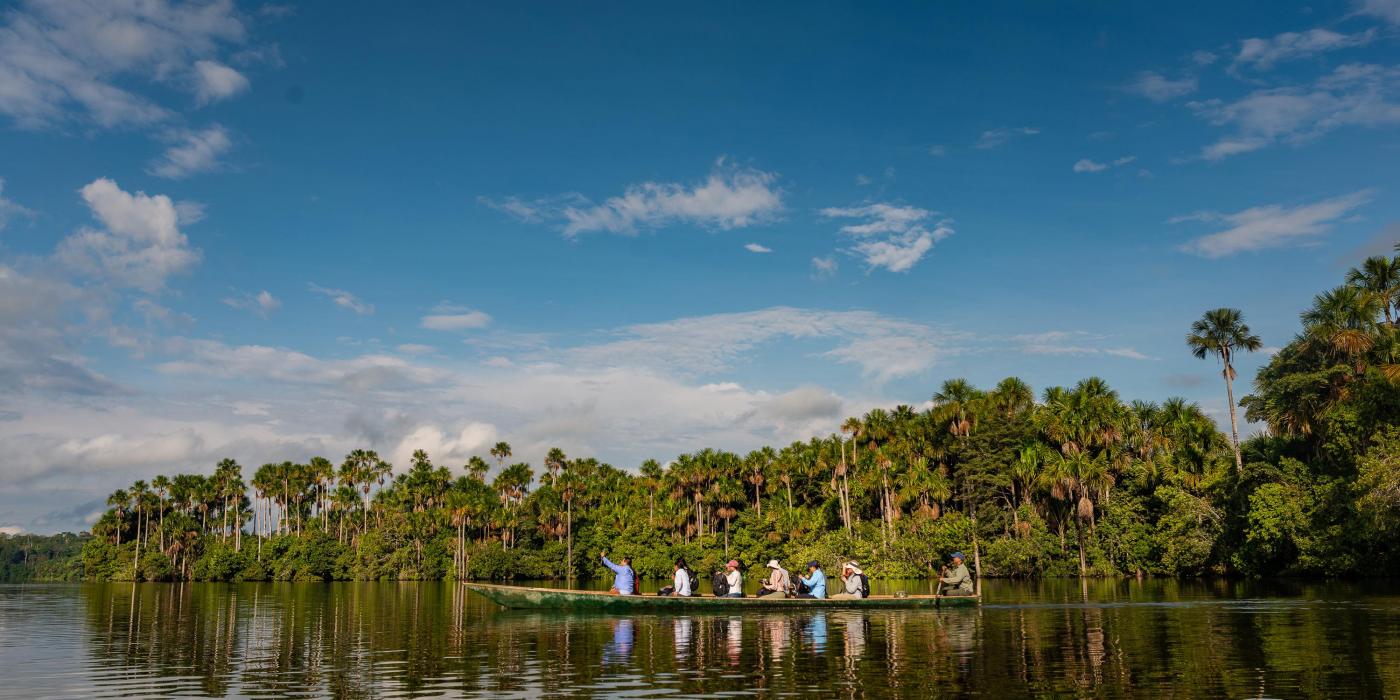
[36,579,1397,698]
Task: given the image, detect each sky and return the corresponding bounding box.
[2,0,1399,534]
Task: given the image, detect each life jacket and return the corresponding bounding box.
[711,571,729,596]
[858,573,870,598]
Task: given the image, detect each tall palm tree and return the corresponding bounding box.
[151,475,170,553]
[490,442,513,468]
[1187,308,1262,474]
[1302,285,1383,374]
[1346,255,1400,325]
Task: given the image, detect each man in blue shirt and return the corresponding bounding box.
[797,560,827,599]
[601,552,636,595]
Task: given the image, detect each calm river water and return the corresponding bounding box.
[1,578,1397,698]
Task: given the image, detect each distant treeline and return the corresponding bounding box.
[72,249,1400,582]
[1,532,87,582]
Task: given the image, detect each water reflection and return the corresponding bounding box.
[0,580,1396,698]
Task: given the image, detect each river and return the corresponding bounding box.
[1,578,1396,698]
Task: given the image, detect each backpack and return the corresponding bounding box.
[684,568,698,595]
[711,571,729,596]
[858,573,870,598]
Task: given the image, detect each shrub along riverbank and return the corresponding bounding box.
[75,251,1400,583]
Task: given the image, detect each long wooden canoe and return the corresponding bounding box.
[465,583,979,611]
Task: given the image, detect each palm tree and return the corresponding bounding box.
[1302,285,1383,374]
[151,475,170,553]
[490,442,512,468]
[1346,255,1400,325]
[638,459,662,525]
[1187,308,1263,474]
[742,449,768,516]
[466,456,490,482]
[106,489,129,545]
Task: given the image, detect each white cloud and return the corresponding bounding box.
[1357,0,1400,24]
[1074,155,1137,173]
[222,289,279,316]
[927,144,946,156]
[149,124,232,178]
[421,310,492,330]
[819,203,954,272]
[56,178,200,292]
[0,178,35,230]
[1191,63,1400,160]
[308,283,374,315]
[391,422,496,470]
[811,256,838,277]
[396,343,434,355]
[744,242,772,253]
[159,337,449,391]
[0,0,249,129]
[1176,189,1373,257]
[193,59,248,103]
[489,159,783,237]
[1126,71,1197,102]
[1235,28,1376,70]
[1013,331,1153,360]
[974,126,1040,149]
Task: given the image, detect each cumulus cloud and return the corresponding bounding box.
[390,422,496,470]
[744,242,772,253]
[974,126,1040,149]
[222,289,279,316]
[1191,63,1400,160]
[0,0,249,129]
[308,283,374,315]
[149,124,232,178]
[1126,71,1197,102]
[1175,189,1373,257]
[56,178,200,292]
[486,159,783,237]
[819,203,954,272]
[193,59,249,103]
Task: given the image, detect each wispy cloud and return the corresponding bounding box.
[148,125,233,179]
[484,158,783,237]
[421,304,492,331]
[974,126,1040,149]
[1126,71,1197,102]
[744,242,773,253]
[819,203,954,273]
[1191,63,1400,160]
[1357,0,1400,24]
[1175,189,1374,257]
[308,283,374,315]
[0,178,35,231]
[811,256,838,277]
[222,289,280,316]
[1013,331,1154,360]
[1073,155,1136,173]
[193,60,250,104]
[1234,28,1377,70]
[0,0,249,129]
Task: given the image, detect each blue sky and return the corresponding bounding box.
[2,0,1399,533]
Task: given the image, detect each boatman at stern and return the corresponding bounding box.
[939,551,974,596]
[601,552,636,595]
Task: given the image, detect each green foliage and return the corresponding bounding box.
[1,532,87,581]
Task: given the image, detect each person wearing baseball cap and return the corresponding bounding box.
[756,559,792,598]
[722,559,745,598]
[939,552,973,596]
[796,560,827,599]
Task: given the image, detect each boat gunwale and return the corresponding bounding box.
[464,582,979,605]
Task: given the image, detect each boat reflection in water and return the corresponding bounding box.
[3,578,1391,698]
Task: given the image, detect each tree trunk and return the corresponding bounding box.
[1075,515,1088,578]
[566,498,573,582]
[1223,363,1243,474]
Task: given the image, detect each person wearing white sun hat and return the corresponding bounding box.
[756,559,792,598]
[830,561,868,599]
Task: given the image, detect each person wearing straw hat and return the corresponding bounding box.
[830,561,867,599]
[756,559,792,598]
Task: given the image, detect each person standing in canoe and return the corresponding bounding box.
[939,552,974,596]
[600,552,636,595]
[796,560,827,599]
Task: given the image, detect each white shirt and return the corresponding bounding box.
[674,568,692,596]
[725,569,742,592]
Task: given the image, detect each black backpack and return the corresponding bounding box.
[858,573,870,598]
[684,568,698,595]
[711,571,729,596]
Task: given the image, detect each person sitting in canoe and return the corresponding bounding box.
[721,559,744,597]
[600,551,636,595]
[796,560,827,599]
[756,559,791,598]
[830,561,868,599]
[659,557,693,596]
[939,552,974,596]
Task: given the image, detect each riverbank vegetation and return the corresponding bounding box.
[1,532,87,581]
[78,251,1400,582]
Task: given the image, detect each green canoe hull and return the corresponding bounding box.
[465,583,979,611]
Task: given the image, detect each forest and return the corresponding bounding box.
[74,248,1400,583]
